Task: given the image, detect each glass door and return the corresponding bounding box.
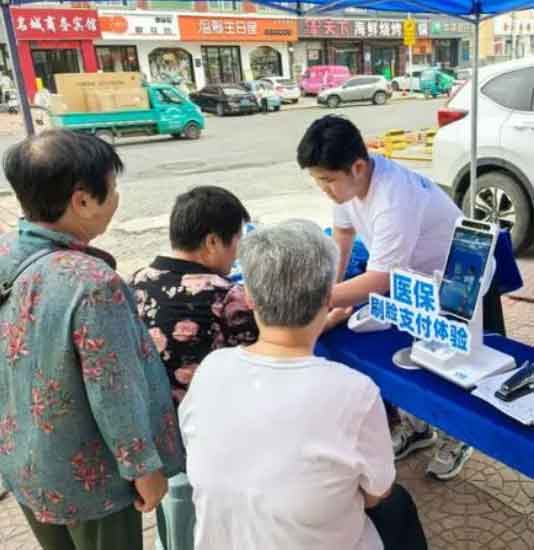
[201,46,242,84]
[31,49,80,93]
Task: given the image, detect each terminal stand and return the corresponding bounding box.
[410,265,515,389]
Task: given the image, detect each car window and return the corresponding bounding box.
[344,78,362,87]
[279,79,295,85]
[413,71,422,78]
[202,86,217,94]
[482,68,534,111]
[155,89,182,104]
[241,82,252,91]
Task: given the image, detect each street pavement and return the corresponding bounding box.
[2,97,534,549]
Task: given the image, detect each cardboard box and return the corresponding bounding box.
[85,90,117,113]
[85,88,149,113]
[55,72,144,112]
[47,94,69,115]
[113,88,149,111]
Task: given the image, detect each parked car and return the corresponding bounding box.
[433,58,534,252]
[240,80,281,111]
[450,67,472,97]
[391,65,430,92]
[260,76,300,103]
[299,65,351,96]
[317,75,392,108]
[190,84,258,116]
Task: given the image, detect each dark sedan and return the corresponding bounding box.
[190,84,259,116]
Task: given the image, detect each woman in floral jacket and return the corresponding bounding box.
[130,186,258,404]
[0,130,181,550]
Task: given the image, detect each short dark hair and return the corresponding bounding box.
[3,129,123,223]
[170,186,250,251]
[297,115,369,171]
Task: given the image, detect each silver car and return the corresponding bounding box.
[317,75,392,108]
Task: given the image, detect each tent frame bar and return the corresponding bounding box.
[1,0,34,135]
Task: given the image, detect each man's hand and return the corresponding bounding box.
[324,307,353,332]
[134,469,168,513]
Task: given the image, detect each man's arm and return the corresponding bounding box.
[333,226,356,283]
[331,270,390,309]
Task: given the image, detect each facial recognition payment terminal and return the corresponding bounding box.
[410,218,516,389]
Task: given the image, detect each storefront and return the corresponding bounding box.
[428,18,472,67]
[177,15,297,88]
[11,7,101,101]
[97,10,189,84]
[296,17,411,78]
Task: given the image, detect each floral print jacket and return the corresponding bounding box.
[130,257,258,403]
[0,220,182,524]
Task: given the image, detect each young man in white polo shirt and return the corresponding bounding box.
[297,115,472,480]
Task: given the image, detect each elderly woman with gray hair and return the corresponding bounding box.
[179,219,427,550]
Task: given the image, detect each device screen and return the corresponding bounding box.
[439,226,493,321]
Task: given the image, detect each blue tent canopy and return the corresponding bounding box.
[4,0,534,15]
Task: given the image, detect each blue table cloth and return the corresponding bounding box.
[317,326,534,478]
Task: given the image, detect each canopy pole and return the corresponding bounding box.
[1,1,34,136]
[469,13,480,219]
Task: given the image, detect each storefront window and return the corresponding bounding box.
[31,48,80,93]
[95,46,140,73]
[201,46,242,84]
[149,48,195,86]
[249,46,282,79]
[334,43,362,74]
[306,48,324,67]
[208,0,238,11]
[371,46,398,78]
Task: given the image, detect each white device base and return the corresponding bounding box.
[410,340,515,389]
[348,306,391,333]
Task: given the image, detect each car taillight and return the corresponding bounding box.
[438,108,468,128]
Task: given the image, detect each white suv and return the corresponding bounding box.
[433,58,534,252]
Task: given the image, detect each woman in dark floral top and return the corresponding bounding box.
[130,186,258,403]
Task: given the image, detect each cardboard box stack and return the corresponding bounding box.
[53,72,149,114]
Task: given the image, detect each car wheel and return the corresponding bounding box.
[327,95,341,108]
[182,122,202,140]
[95,130,115,145]
[391,81,400,92]
[373,91,387,105]
[274,106,281,112]
[292,98,299,104]
[461,171,532,252]
[216,103,225,117]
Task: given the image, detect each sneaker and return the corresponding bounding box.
[426,436,473,480]
[392,419,438,461]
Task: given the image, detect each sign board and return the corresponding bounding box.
[98,11,179,41]
[178,15,298,42]
[403,18,417,47]
[370,269,471,355]
[299,17,403,39]
[12,8,101,40]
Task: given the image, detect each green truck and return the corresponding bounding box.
[51,82,205,144]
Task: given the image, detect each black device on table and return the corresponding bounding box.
[495,361,534,402]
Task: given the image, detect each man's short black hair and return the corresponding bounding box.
[170,186,250,251]
[297,115,369,172]
[3,129,123,223]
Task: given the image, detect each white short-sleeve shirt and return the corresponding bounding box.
[333,155,461,275]
[179,347,396,550]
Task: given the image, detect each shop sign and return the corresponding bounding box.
[299,18,412,39]
[370,270,471,355]
[430,20,471,37]
[11,8,101,40]
[403,18,417,46]
[98,11,179,41]
[178,15,298,42]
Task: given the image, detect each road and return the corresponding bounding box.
[0,98,444,275]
